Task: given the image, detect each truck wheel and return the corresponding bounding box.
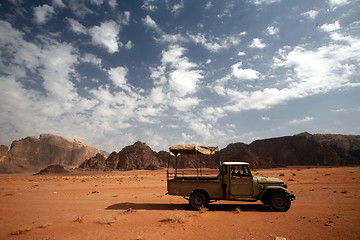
[270,192,291,212]
[189,192,209,210]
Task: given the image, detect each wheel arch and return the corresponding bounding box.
[190,189,210,200]
[259,187,286,203]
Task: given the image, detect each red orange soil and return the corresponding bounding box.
[0,166,359,240]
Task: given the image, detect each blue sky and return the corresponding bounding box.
[0,0,359,152]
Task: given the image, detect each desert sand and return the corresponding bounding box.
[0,166,359,240]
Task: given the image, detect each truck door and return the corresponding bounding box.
[229,165,253,198]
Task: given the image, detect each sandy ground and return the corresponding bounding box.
[0,166,359,240]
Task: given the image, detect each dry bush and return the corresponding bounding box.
[97,216,116,225]
[134,234,144,240]
[160,214,187,223]
[38,222,52,228]
[123,208,136,214]
[234,207,241,214]
[10,225,32,235]
[279,173,285,176]
[198,206,208,213]
[74,216,85,223]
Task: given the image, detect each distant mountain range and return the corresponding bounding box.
[1,132,359,173]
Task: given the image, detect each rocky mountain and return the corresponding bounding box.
[215,132,360,169]
[79,132,360,172]
[0,134,101,173]
[79,141,162,171]
[2,132,359,173]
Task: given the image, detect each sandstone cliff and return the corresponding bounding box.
[79,133,360,172]
[79,141,162,171]
[0,134,101,173]
[214,133,360,169]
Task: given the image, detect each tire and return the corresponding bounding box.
[270,192,291,212]
[189,192,209,210]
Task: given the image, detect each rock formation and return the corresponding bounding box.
[0,134,101,173]
[34,165,70,175]
[117,141,160,170]
[0,145,8,161]
[78,153,106,170]
[80,133,360,172]
[80,141,162,171]
[215,133,360,169]
[2,132,359,173]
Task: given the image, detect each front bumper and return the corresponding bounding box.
[286,191,296,201]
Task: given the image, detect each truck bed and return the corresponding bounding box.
[167,177,223,199]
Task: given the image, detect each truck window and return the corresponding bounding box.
[242,166,251,177]
[231,165,251,177]
[221,165,227,175]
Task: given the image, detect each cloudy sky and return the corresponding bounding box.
[0,0,359,152]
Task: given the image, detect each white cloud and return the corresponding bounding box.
[328,0,349,9]
[213,30,360,114]
[142,15,161,33]
[205,2,213,9]
[302,10,319,19]
[52,0,65,8]
[39,43,78,101]
[91,0,104,6]
[89,21,120,53]
[289,116,314,124]
[34,4,55,24]
[149,87,165,104]
[121,11,131,25]
[68,18,87,34]
[108,66,128,88]
[171,97,200,111]
[169,68,202,96]
[261,116,271,121]
[108,0,117,8]
[320,21,341,32]
[124,40,134,50]
[81,53,102,67]
[187,32,241,52]
[189,120,213,139]
[217,1,234,18]
[266,26,279,35]
[237,51,246,56]
[68,1,93,16]
[161,45,203,96]
[249,0,281,5]
[181,132,193,142]
[249,38,267,48]
[142,0,157,11]
[231,62,261,80]
[171,0,184,13]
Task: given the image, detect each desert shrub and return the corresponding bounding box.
[38,222,52,228]
[74,216,85,223]
[10,226,32,235]
[234,207,241,213]
[199,206,208,213]
[97,216,116,225]
[160,214,187,223]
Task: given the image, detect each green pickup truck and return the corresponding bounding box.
[166,144,295,212]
